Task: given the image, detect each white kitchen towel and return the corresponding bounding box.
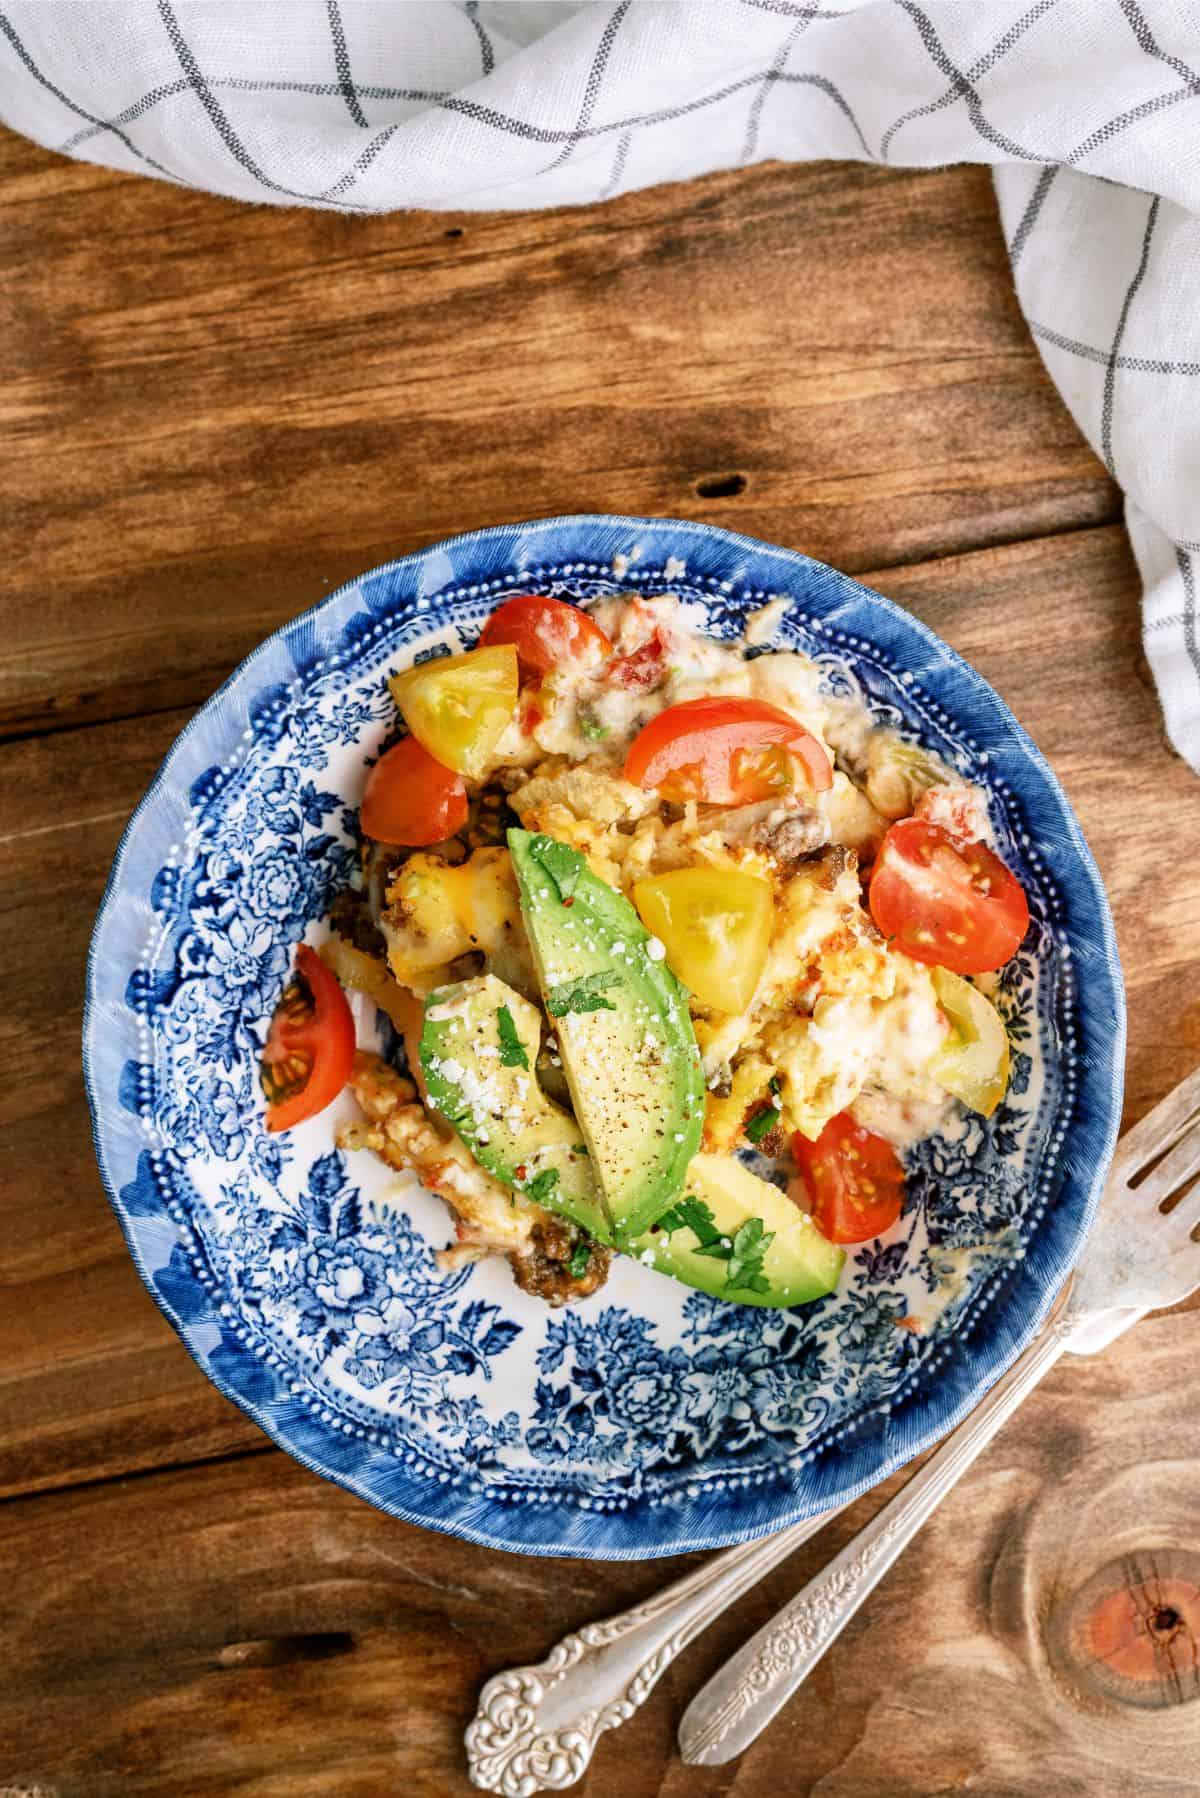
[3,0,1200,769]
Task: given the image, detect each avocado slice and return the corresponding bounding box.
[631,1154,845,1307]
[423,974,842,1308]
[420,973,611,1244]
[508,829,705,1246]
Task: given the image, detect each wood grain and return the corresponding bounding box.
[0,128,1117,741]
[2,119,1196,1798]
[1,1310,1197,1798]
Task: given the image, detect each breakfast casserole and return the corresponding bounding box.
[259,589,1028,1310]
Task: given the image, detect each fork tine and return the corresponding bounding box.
[1167,1178,1200,1243]
[1132,1116,1200,1216]
[1110,1066,1200,1185]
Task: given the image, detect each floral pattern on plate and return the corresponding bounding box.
[86,516,1124,1557]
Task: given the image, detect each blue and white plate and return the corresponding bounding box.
[84,516,1124,1559]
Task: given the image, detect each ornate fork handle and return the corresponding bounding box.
[465,1498,849,1794]
[679,1317,1076,1765]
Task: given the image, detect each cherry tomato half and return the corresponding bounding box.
[360,735,468,847]
[869,818,1029,974]
[478,594,612,681]
[793,1113,906,1244]
[261,944,356,1132]
[623,697,832,805]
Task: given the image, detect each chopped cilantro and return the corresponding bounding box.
[546,969,625,1016]
[657,1196,775,1296]
[724,1216,774,1294]
[769,1074,783,1097]
[577,708,609,742]
[657,1194,722,1245]
[744,1105,781,1145]
[568,1240,592,1278]
[497,1004,529,1069]
[530,835,583,902]
[525,1166,560,1204]
[571,1142,589,1155]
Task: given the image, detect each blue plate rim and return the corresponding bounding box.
[83,513,1126,1559]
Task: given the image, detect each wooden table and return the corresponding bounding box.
[2,125,1199,1798]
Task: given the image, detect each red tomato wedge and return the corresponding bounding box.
[478,594,612,680]
[607,630,668,691]
[869,818,1029,974]
[793,1113,906,1244]
[623,697,832,805]
[360,735,468,847]
[261,945,356,1132]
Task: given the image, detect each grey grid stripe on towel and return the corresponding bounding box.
[3,0,1200,770]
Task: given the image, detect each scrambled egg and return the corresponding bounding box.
[369,593,967,1159]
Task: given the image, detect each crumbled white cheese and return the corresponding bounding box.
[645,936,666,962]
[918,782,993,846]
[744,597,788,646]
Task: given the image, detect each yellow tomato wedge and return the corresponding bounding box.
[633,868,773,1013]
[929,966,1010,1117]
[389,643,518,779]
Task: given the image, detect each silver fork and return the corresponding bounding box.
[464,1067,1200,1795]
[679,1065,1200,1766]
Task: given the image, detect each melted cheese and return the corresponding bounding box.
[346,591,994,1247]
